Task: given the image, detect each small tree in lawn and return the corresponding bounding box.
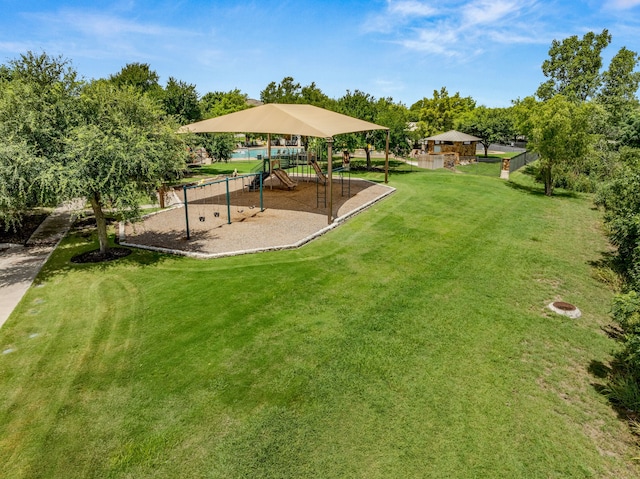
[519,95,592,196]
[63,80,188,255]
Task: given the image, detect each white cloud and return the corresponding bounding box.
[13,8,203,65]
[0,41,35,55]
[462,0,521,26]
[29,10,190,39]
[400,28,461,56]
[607,0,640,8]
[388,1,438,17]
[373,0,547,57]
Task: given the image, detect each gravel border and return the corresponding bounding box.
[120,177,395,259]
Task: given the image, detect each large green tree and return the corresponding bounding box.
[597,47,640,126]
[300,82,334,109]
[200,89,250,118]
[260,77,334,109]
[62,81,188,254]
[199,134,237,163]
[161,77,201,123]
[375,97,410,158]
[409,87,476,138]
[516,95,593,196]
[536,29,612,102]
[108,62,161,95]
[456,106,515,157]
[260,76,302,104]
[619,107,640,148]
[334,91,410,168]
[0,52,81,229]
[197,90,250,159]
[336,90,379,169]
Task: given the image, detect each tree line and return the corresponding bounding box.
[1,29,640,272]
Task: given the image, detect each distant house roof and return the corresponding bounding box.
[424,130,482,142]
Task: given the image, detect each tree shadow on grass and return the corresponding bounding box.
[503,180,581,199]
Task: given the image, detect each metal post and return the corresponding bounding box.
[267,133,271,164]
[183,184,190,240]
[384,129,390,184]
[260,169,264,212]
[225,177,231,224]
[327,137,333,224]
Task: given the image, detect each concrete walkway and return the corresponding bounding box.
[0,204,77,329]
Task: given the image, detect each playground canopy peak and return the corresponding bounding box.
[179,103,389,138]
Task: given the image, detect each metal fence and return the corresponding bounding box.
[509,151,539,172]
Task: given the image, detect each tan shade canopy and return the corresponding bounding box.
[180,103,389,138]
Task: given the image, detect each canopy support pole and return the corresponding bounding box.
[385,129,390,184]
[327,137,333,224]
[183,184,190,240]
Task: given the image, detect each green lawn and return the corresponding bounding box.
[1,169,638,478]
[456,160,502,177]
[175,160,263,185]
[457,152,523,177]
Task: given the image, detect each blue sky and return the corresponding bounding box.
[1,0,640,107]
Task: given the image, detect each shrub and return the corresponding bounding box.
[603,372,640,412]
[606,291,640,413]
[612,291,640,336]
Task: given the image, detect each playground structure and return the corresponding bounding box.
[181,151,352,239]
[182,173,265,239]
[122,176,394,259]
[179,103,391,224]
[262,152,352,208]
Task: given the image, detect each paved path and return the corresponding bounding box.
[0,204,77,329]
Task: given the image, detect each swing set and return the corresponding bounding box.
[182,172,264,240]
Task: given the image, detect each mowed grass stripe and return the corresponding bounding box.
[0,170,636,478]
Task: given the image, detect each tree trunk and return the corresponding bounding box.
[365,146,371,170]
[543,164,553,196]
[89,193,109,254]
[158,186,166,209]
[483,142,489,158]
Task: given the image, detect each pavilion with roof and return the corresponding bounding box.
[422,130,481,163]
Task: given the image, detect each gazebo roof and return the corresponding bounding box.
[424,130,482,142]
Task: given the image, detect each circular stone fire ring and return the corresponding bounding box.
[547,301,582,319]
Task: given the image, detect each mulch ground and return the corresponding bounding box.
[123,175,394,257]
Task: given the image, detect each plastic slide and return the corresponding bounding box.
[272,168,296,189]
